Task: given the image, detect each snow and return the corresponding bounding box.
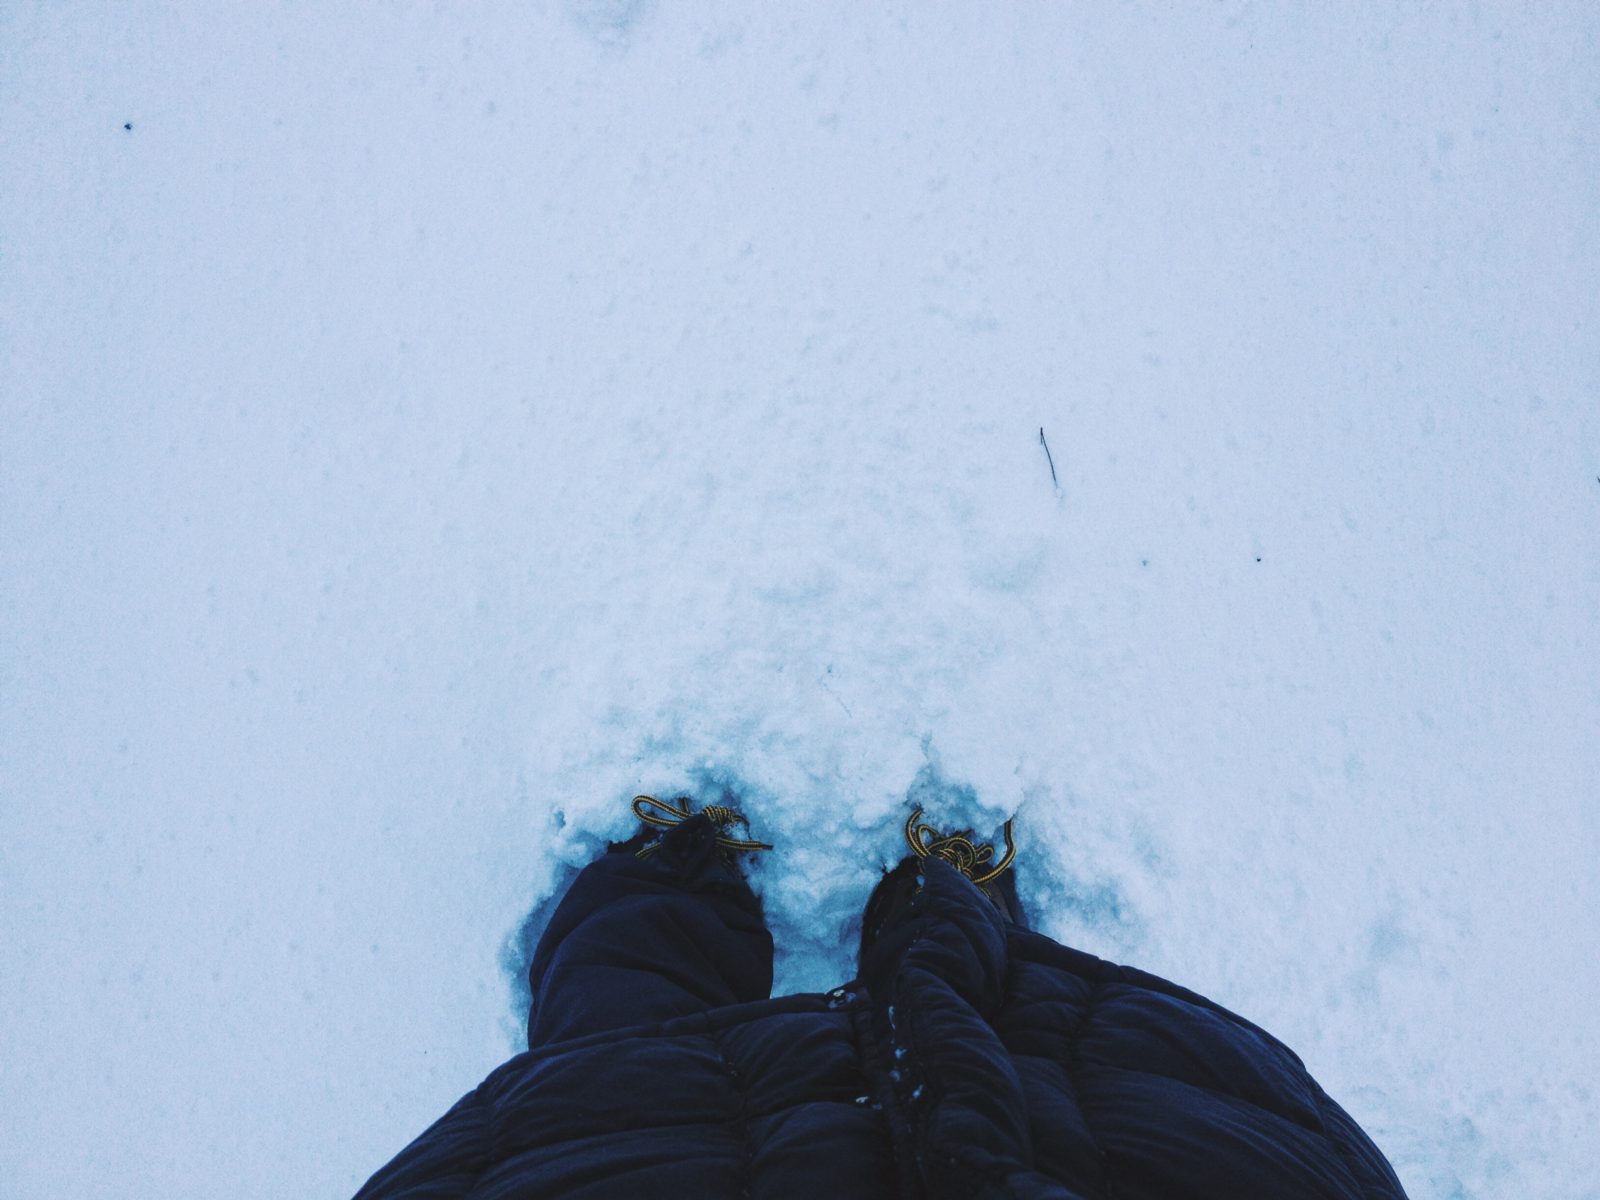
[3,4,1596,1198]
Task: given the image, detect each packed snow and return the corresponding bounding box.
[3,4,1596,1198]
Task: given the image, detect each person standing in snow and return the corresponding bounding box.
[354,796,1409,1199]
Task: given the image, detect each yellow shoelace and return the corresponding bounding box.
[631,794,774,858]
[904,807,1016,890]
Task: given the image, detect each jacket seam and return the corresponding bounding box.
[849,992,924,1200]
[1063,974,1115,1200]
[706,1026,756,1200]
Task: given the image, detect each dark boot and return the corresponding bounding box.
[629,793,772,869]
[859,810,1026,958]
[526,796,774,1048]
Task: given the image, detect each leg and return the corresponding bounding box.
[859,835,1028,959]
[526,813,774,1048]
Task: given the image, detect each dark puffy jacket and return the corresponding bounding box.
[354,816,1408,1199]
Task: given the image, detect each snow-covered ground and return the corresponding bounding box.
[3,4,1596,1197]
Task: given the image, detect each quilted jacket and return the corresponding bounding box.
[354,814,1408,1199]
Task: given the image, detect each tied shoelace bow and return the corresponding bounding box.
[904,807,1016,895]
[631,794,773,859]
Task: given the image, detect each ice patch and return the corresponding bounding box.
[564,0,652,46]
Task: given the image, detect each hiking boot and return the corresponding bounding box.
[629,794,773,866]
[903,807,1023,924]
[860,809,1024,956]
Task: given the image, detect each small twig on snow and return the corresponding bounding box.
[1039,426,1059,489]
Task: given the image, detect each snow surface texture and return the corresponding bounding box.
[3,4,1596,1198]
